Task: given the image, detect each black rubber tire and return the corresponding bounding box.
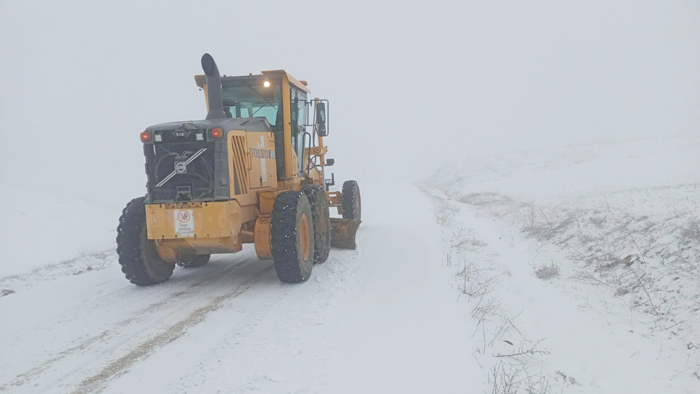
[271,191,315,283]
[116,197,175,286]
[177,255,211,268]
[302,185,331,264]
[342,180,361,221]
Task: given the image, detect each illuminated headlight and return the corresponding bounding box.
[263,80,270,88]
[196,133,204,141]
[154,134,162,142]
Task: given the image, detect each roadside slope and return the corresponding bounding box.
[423,136,700,393]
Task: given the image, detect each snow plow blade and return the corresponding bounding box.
[330,218,361,249]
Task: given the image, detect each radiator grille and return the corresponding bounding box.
[148,142,216,202]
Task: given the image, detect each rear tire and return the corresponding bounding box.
[271,191,315,283]
[177,255,210,268]
[303,185,331,264]
[116,197,175,286]
[342,180,361,220]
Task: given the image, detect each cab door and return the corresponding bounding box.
[290,87,308,176]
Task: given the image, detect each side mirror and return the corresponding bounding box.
[326,158,335,166]
[316,102,328,137]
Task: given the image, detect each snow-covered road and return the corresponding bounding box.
[0,181,480,393]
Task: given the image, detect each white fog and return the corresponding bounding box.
[1,1,699,393]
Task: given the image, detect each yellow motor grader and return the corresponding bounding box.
[116,54,361,285]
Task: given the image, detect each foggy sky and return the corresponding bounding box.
[1,0,699,273]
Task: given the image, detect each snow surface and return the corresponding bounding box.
[0,181,483,393]
[0,182,122,278]
[1,136,698,394]
[424,135,700,393]
[2,1,700,392]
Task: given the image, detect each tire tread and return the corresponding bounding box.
[271,191,314,283]
[116,197,174,286]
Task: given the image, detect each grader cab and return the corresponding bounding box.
[116,54,361,286]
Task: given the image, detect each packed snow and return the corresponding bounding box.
[0,181,483,393]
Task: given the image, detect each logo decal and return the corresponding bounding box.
[174,161,187,174]
[249,148,276,159]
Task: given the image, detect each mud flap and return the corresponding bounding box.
[330,218,361,249]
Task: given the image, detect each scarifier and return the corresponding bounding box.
[116,54,361,285]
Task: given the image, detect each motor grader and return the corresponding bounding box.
[116,54,361,285]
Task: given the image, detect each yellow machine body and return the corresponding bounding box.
[144,69,359,262]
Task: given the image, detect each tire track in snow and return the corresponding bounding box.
[71,264,272,394]
[0,258,260,393]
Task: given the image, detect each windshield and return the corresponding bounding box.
[221,78,283,127]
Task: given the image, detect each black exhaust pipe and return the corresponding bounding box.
[201,53,226,120]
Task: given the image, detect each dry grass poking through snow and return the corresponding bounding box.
[423,138,700,390]
[424,180,700,391]
[518,185,700,344]
[534,263,560,280]
[450,184,700,386]
[427,191,560,394]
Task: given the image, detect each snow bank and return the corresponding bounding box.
[423,135,700,393]
[0,182,122,278]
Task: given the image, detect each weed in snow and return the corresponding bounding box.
[423,189,558,394]
[534,263,559,281]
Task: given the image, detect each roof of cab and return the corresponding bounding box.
[194,70,311,94]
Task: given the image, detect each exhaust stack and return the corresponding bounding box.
[201,53,226,120]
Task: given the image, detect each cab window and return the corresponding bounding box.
[221,77,282,127]
[290,87,308,173]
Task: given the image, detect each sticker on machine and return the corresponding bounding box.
[174,209,195,237]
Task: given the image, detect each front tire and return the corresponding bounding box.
[271,191,315,283]
[116,197,175,286]
[342,180,361,220]
[303,185,331,264]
